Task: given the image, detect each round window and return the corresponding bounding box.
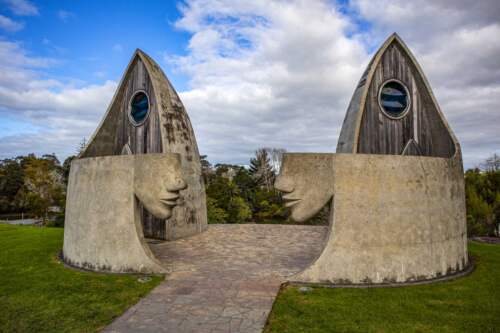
[129,91,149,125]
[378,80,410,118]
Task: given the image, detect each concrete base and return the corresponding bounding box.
[276,153,468,284]
[63,154,186,273]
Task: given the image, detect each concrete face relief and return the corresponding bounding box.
[275,154,334,222]
[134,157,187,220]
[277,153,468,284]
[63,154,184,273]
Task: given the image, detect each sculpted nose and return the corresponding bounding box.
[171,178,187,191]
[274,174,294,193]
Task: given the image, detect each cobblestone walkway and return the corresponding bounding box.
[105,224,327,333]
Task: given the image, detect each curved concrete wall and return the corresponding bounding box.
[63,154,185,273]
[277,153,468,284]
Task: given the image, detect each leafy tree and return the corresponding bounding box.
[206,167,253,224]
[253,188,287,222]
[207,197,228,224]
[203,151,290,224]
[206,176,238,210]
[232,167,255,202]
[42,154,61,166]
[200,155,213,185]
[465,165,500,236]
[62,155,76,185]
[227,196,252,223]
[0,158,25,213]
[9,155,66,220]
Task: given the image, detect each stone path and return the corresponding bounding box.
[105,224,327,333]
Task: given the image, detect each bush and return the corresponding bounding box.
[465,169,500,236]
[227,196,252,223]
[207,197,228,224]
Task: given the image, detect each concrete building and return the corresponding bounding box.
[78,49,207,241]
[275,33,469,284]
[63,50,207,273]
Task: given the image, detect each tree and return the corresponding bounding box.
[16,155,65,220]
[62,155,76,185]
[249,148,275,190]
[265,147,286,174]
[233,167,256,203]
[200,155,213,185]
[42,153,61,166]
[481,153,500,171]
[253,188,287,222]
[207,197,228,224]
[227,196,252,223]
[465,166,500,236]
[77,137,87,155]
[0,158,25,213]
[206,175,252,224]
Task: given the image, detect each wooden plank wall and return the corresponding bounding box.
[357,43,455,157]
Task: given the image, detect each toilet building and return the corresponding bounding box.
[79,49,207,240]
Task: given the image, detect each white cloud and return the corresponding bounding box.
[0,14,24,31]
[0,40,57,68]
[93,71,106,78]
[4,0,39,16]
[0,0,498,168]
[172,0,367,164]
[0,40,116,159]
[169,0,499,168]
[113,43,123,52]
[57,10,75,23]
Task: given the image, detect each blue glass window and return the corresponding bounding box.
[379,81,409,118]
[130,91,149,124]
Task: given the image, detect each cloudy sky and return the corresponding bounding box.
[0,0,498,168]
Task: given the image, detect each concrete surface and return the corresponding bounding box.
[105,224,328,333]
[63,153,186,273]
[276,153,468,284]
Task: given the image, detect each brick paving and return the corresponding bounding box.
[105,224,327,333]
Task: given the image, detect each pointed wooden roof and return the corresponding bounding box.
[80,49,200,160]
[336,33,460,158]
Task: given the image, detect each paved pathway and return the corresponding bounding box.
[105,224,327,333]
[0,218,41,225]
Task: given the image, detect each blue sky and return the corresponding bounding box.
[0,0,499,168]
[1,1,190,88]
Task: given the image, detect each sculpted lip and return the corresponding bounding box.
[160,192,180,206]
[282,194,301,208]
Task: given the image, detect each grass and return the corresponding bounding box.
[0,224,163,333]
[265,241,500,333]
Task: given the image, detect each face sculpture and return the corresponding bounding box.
[133,154,187,220]
[275,154,335,222]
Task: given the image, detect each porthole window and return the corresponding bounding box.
[129,91,150,125]
[378,80,410,119]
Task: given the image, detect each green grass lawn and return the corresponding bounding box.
[265,241,500,333]
[0,224,163,333]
